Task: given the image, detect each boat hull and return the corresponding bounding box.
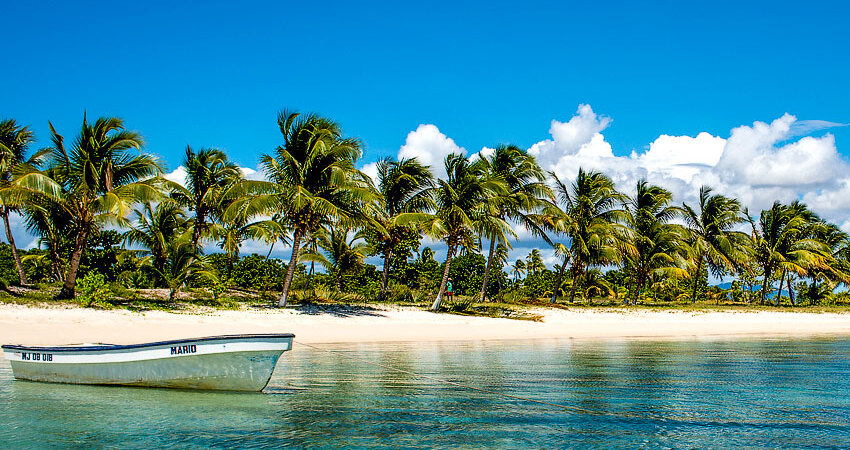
[2,334,294,391]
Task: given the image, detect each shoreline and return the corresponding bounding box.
[1,304,849,353]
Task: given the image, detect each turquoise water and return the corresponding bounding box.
[2,337,849,449]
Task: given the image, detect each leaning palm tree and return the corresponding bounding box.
[549,169,628,303]
[475,145,552,302]
[370,157,434,301]
[236,110,374,307]
[682,186,750,303]
[171,146,242,253]
[622,180,688,304]
[402,153,508,310]
[14,115,162,298]
[0,119,47,285]
[123,201,188,286]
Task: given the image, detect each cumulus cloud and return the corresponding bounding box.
[360,161,379,186]
[164,166,188,186]
[163,164,266,187]
[397,124,466,179]
[714,114,845,188]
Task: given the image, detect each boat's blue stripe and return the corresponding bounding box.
[1,333,295,352]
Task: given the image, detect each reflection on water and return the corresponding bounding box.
[2,338,849,448]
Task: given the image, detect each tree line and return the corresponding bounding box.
[1,111,848,308]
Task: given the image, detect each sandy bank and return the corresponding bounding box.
[1,304,849,352]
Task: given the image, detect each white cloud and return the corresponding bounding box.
[163,164,266,186]
[397,124,465,179]
[715,114,846,188]
[528,104,613,165]
[164,166,188,186]
[240,166,267,181]
[360,161,379,186]
[468,146,495,162]
[638,132,726,182]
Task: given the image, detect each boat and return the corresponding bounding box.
[1,333,294,391]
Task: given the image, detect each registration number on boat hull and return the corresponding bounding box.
[19,352,53,362]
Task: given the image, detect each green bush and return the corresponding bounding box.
[386,283,414,303]
[522,269,555,299]
[76,272,112,308]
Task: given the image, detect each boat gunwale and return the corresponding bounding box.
[1,333,295,353]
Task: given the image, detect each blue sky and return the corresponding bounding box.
[3,0,850,263]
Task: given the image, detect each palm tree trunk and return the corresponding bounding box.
[633,274,644,305]
[2,209,28,286]
[431,242,456,311]
[278,228,303,307]
[479,237,496,302]
[568,264,581,303]
[550,257,569,303]
[761,266,771,305]
[776,270,786,306]
[379,248,392,301]
[50,247,63,282]
[192,210,205,253]
[306,261,314,290]
[788,275,796,306]
[691,257,703,303]
[58,230,88,299]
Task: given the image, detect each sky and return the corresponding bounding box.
[3,0,850,266]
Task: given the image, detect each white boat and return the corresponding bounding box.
[1,333,294,391]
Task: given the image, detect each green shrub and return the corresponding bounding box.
[76,272,112,308]
[109,282,137,300]
[448,296,474,312]
[386,284,414,303]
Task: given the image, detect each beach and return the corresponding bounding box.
[1,304,849,350]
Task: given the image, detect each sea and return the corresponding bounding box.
[1,337,848,449]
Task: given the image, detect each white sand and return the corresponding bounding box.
[1,304,849,352]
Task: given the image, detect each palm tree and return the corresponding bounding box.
[550,168,628,303]
[238,110,374,307]
[622,180,688,304]
[15,115,162,298]
[805,222,849,305]
[525,248,546,275]
[155,238,217,301]
[123,201,188,286]
[751,201,844,305]
[217,199,282,278]
[402,153,508,310]
[0,119,46,285]
[682,186,750,303]
[302,225,370,292]
[171,146,242,253]
[750,202,831,305]
[475,145,552,302]
[21,198,71,282]
[510,259,526,281]
[370,157,434,301]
